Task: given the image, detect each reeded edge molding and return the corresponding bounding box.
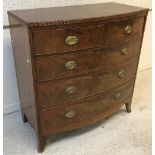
[28,11,149,27]
[7,9,149,28]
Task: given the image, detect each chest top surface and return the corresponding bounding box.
[8,2,148,26]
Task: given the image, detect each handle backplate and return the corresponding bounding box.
[65,86,76,95]
[65,110,76,118]
[65,35,79,45]
[115,93,121,99]
[65,61,77,70]
[121,47,128,55]
[124,25,132,34]
[118,70,125,78]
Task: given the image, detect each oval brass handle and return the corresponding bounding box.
[121,47,128,55]
[115,93,121,99]
[65,35,79,45]
[124,25,132,34]
[65,86,76,95]
[65,61,77,70]
[65,110,76,118]
[118,70,125,78]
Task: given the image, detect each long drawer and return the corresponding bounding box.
[38,61,137,108]
[35,39,141,81]
[40,79,135,134]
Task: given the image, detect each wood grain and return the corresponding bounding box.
[103,17,144,44]
[8,15,37,130]
[35,39,141,81]
[38,61,138,108]
[32,25,104,54]
[8,3,148,152]
[40,79,135,134]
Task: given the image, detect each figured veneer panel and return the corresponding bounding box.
[38,61,138,108]
[40,79,135,134]
[35,39,141,81]
[32,25,104,54]
[103,17,145,43]
[32,17,144,54]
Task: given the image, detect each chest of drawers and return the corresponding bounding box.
[8,2,149,152]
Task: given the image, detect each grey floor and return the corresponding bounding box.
[3,69,152,155]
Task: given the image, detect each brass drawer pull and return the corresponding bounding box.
[65,61,77,70]
[124,25,132,34]
[115,93,121,99]
[65,35,79,45]
[118,70,125,78]
[65,110,76,118]
[121,47,128,55]
[65,86,76,95]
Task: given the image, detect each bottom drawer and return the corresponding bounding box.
[40,79,135,135]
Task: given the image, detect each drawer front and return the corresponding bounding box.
[32,25,104,54]
[103,17,144,43]
[40,79,135,134]
[38,61,137,107]
[36,39,141,81]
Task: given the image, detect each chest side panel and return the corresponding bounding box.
[8,15,38,131]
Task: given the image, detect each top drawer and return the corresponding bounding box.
[103,17,144,43]
[32,25,104,54]
[32,17,144,55]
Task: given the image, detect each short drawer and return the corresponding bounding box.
[38,61,137,108]
[103,17,144,43]
[35,39,141,81]
[32,25,104,54]
[40,79,135,134]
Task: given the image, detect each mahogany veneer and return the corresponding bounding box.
[8,2,149,152]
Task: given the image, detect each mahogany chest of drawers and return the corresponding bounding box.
[8,2,149,152]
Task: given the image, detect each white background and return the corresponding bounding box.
[3,0,152,114]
